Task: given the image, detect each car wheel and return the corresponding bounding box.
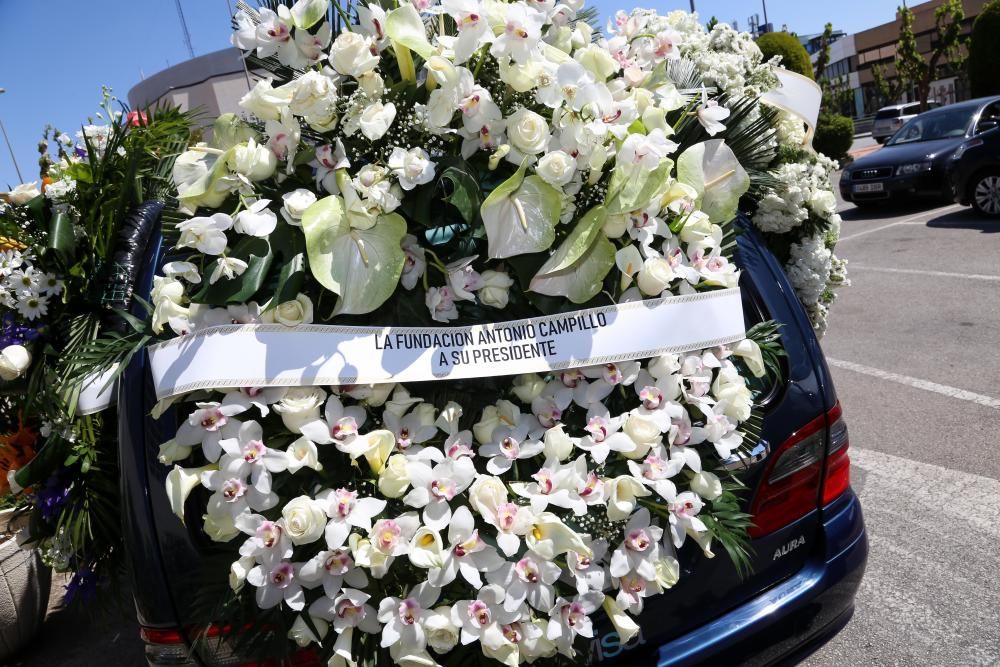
[970,172,1000,217]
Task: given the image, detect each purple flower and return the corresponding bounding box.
[0,313,40,347]
[64,566,97,604]
[35,469,72,521]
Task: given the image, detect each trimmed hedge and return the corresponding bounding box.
[969,0,1000,97]
[813,113,854,161]
[757,32,814,79]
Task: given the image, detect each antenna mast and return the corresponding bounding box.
[175,0,196,59]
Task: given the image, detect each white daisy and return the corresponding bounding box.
[16,292,48,320]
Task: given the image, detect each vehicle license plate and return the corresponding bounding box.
[853,182,884,193]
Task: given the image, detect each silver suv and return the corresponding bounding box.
[872,101,943,143]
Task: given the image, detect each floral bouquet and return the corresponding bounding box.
[0,94,193,601]
[134,1,798,665]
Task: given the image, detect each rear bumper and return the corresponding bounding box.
[654,489,867,667]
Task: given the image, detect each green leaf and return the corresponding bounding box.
[193,237,272,305]
[537,205,607,275]
[676,139,750,224]
[385,4,434,59]
[481,164,561,259]
[63,162,93,184]
[605,158,673,214]
[440,165,482,224]
[301,196,407,315]
[46,210,76,265]
[14,437,71,489]
[212,113,259,151]
[529,234,615,303]
[290,0,328,28]
[272,252,306,306]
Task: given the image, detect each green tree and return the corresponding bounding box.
[870,62,905,109]
[757,31,814,79]
[706,16,720,31]
[968,0,1000,97]
[813,22,835,82]
[896,0,965,111]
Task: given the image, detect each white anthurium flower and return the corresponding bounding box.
[317,487,388,548]
[668,490,709,552]
[388,147,436,190]
[158,439,193,465]
[235,513,294,563]
[604,474,652,521]
[377,581,442,650]
[574,406,633,464]
[298,395,369,455]
[427,506,505,588]
[220,386,287,419]
[443,0,495,63]
[273,386,327,434]
[218,420,289,495]
[280,188,317,225]
[359,102,397,141]
[452,585,521,648]
[246,559,305,610]
[401,234,427,290]
[202,470,278,520]
[615,244,643,290]
[688,401,743,459]
[524,512,591,560]
[298,546,369,597]
[285,436,323,474]
[627,447,682,502]
[174,401,246,462]
[487,551,561,613]
[490,3,545,64]
[479,416,544,475]
[609,507,663,581]
[162,261,202,284]
[565,539,608,595]
[403,456,477,530]
[234,199,278,237]
[510,455,587,516]
[384,400,439,453]
[209,256,249,284]
[177,213,233,256]
[696,91,730,137]
[546,591,604,657]
[601,596,640,644]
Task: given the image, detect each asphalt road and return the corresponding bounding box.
[801,193,1000,666]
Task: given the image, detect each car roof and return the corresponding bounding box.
[919,96,1000,115]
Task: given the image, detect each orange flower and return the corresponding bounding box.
[0,418,37,494]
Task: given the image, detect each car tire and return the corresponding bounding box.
[969,171,1000,217]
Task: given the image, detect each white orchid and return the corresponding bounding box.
[403,456,477,530]
[388,147,436,190]
[317,487,387,548]
[546,591,604,657]
[218,420,289,495]
[451,585,521,647]
[510,456,588,515]
[565,540,608,594]
[479,416,544,475]
[174,401,246,462]
[609,507,663,581]
[177,213,233,256]
[247,559,305,610]
[234,199,278,237]
[299,395,369,455]
[426,506,504,588]
[298,546,368,597]
[377,582,441,650]
[487,551,561,612]
[236,513,293,563]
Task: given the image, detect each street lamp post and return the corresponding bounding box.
[0,88,24,184]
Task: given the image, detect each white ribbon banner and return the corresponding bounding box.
[148,288,746,400]
[761,68,823,146]
[77,364,119,416]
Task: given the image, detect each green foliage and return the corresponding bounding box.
[897,0,965,109]
[756,31,814,79]
[813,23,835,81]
[968,0,1000,97]
[813,113,855,161]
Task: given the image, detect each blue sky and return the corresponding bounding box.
[0,0,904,189]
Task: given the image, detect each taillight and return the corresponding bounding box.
[140,625,321,667]
[749,402,850,537]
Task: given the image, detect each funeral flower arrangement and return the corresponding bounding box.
[143,1,791,664]
[0,95,192,602]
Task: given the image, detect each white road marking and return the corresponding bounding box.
[848,265,1000,282]
[838,204,963,242]
[827,358,1000,410]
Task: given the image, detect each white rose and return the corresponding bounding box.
[203,511,240,542]
[378,454,411,498]
[637,257,676,296]
[329,31,380,77]
[282,495,327,545]
[266,293,314,327]
[239,79,293,121]
[468,475,507,516]
[679,210,717,247]
[342,383,395,406]
[507,108,550,157]
[574,44,618,80]
[281,188,317,225]
[7,182,41,205]
[535,150,576,187]
[478,270,514,309]
[423,607,461,652]
[603,213,628,239]
[282,71,339,129]
[512,373,546,403]
[808,189,837,219]
[473,405,500,444]
[0,344,32,381]
[605,475,651,521]
[273,386,327,433]
[689,471,723,501]
[543,424,575,461]
[387,147,436,190]
[228,139,277,181]
[623,413,661,447]
[357,71,385,98]
[359,102,396,141]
